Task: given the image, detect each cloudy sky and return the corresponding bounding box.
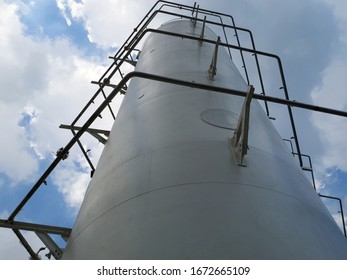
[1,0,347,259]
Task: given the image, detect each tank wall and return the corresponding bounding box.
[62,20,347,259]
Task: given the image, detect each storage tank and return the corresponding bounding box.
[62,19,347,259]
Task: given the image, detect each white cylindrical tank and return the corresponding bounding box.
[62,20,347,259]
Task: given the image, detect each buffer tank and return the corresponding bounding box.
[62,19,347,259]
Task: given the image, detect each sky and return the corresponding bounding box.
[1,0,347,259]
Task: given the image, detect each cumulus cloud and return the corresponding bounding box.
[307,2,347,234]
[0,102,39,182]
[56,0,73,26]
[0,0,111,254]
[309,1,347,172]
[311,59,347,111]
[56,0,148,49]
[0,2,47,104]
[0,0,111,186]
[320,0,347,41]
[52,163,90,209]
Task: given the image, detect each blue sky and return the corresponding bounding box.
[1,0,347,259]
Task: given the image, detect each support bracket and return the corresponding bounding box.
[230,85,254,166]
[191,3,199,26]
[208,36,220,80]
[91,80,127,94]
[199,16,206,46]
[35,231,63,260]
[0,219,71,259]
[125,59,137,67]
[60,124,110,145]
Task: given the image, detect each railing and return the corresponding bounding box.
[283,138,346,238]
[318,194,347,238]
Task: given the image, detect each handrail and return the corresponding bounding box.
[157,2,247,78]
[80,19,302,166]
[117,4,268,114]
[319,194,347,238]
[73,5,269,132]
[68,6,247,172]
[295,153,316,190]
[147,26,302,165]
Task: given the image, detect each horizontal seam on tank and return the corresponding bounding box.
[83,141,314,222]
[84,140,229,201]
[100,141,302,176]
[116,88,211,119]
[249,145,310,182]
[99,139,231,172]
[68,180,324,244]
[151,139,230,153]
[250,145,297,167]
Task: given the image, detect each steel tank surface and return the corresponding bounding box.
[62,20,347,259]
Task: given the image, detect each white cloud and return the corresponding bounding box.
[0,0,111,187]
[0,2,48,104]
[310,49,347,171]
[56,0,72,26]
[314,177,326,193]
[0,3,125,246]
[56,0,148,49]
[311,57,347,110]
[52,163,90,209]
[51,142,103,210]
[0,210,9,219]
[0,102,39,182]
[306,1,347,233]
[320,0,347,42]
